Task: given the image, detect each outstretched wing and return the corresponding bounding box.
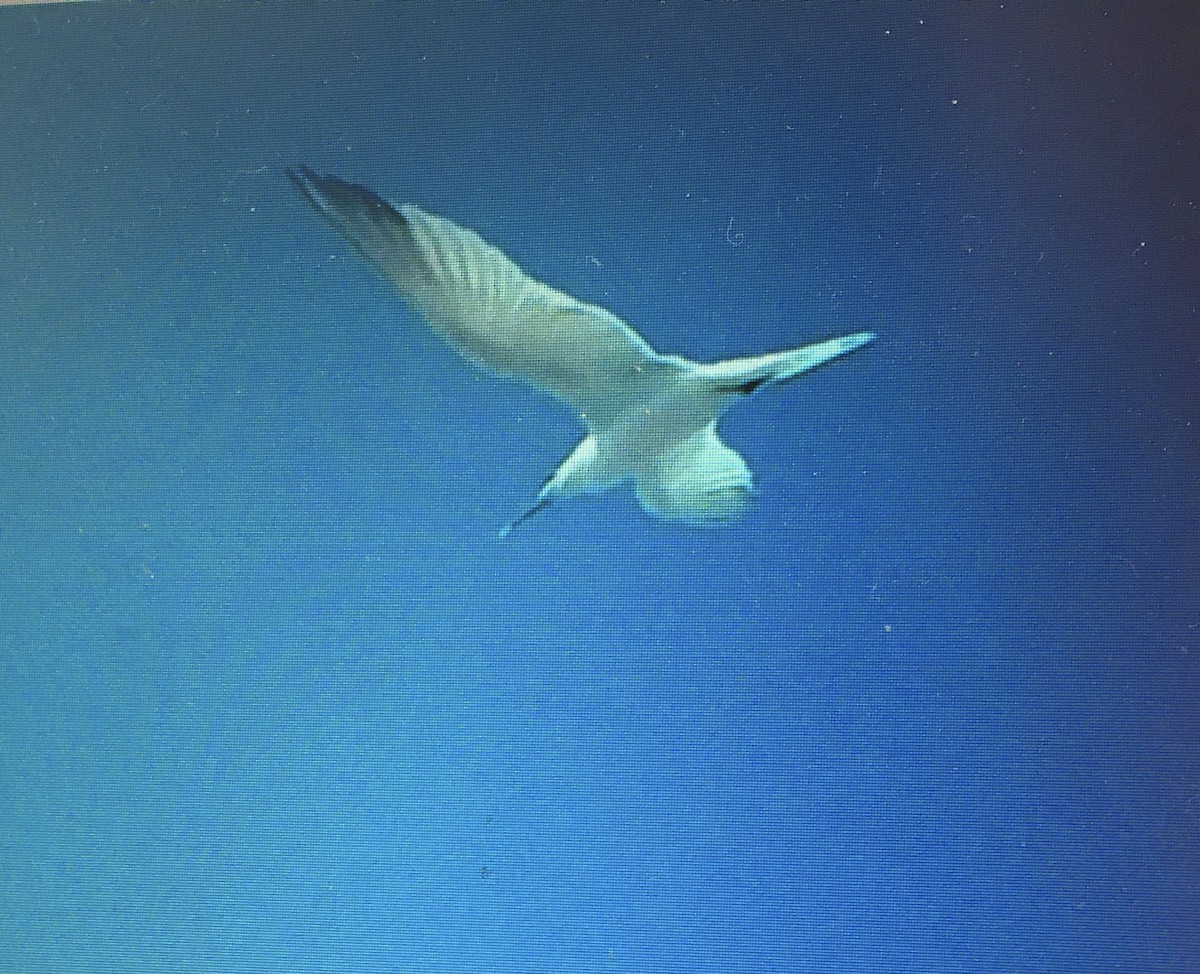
[635,425,754,525]
[288,167,663,426]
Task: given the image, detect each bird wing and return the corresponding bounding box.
[288,167,663,426]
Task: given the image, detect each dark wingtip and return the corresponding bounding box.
[286,166,407,227]
[284,164,312,185]
[498,496,552,540]
[722,377,770,396]
[285,165,319,204]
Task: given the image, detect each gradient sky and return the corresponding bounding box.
[1,3,1197,972]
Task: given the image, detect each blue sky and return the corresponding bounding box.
[1,3,1196,972]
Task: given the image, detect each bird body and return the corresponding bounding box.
[287,167,875,535]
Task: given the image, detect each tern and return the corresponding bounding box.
[287,167,875,536]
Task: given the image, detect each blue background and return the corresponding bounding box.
[1,2,1197,972]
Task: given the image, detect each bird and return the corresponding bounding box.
[286,166,876,537]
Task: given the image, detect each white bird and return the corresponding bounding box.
[287,167,875,536]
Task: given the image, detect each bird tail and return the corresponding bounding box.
[636,425,754,525]
[699,330,876,394]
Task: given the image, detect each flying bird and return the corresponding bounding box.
[287,167,875,536]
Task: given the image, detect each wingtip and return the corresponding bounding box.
[286,164,322,206]
[286,167,408,227]
[843,331,878,353]
[499,496,552,540]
